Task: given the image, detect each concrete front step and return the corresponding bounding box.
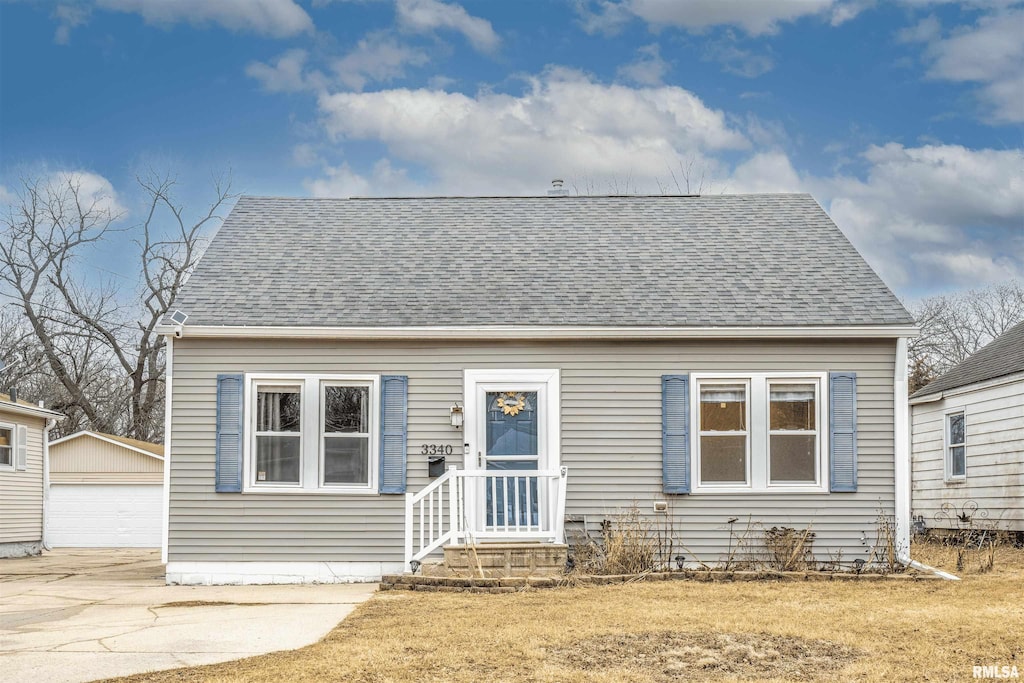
[442,543,568,577]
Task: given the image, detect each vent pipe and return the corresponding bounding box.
[547,178,568,197]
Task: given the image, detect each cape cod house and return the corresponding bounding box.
[910,321,1024,535]
[158,193,917,584]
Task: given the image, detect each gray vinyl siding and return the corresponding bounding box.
[911,374,1024,532]
[0,411,46,544]
[168,338,897,564]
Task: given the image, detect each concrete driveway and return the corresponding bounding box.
[0,549,375,683]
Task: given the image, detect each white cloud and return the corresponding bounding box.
[51,170,127,218]
[616,44,670,86]
[305,158,420,197]
[702,36,775,77]
[578,0,852,36]
[822,143,1024,290]
[332,32,430,91]
[395,0,500,53]
[246,49,327,93]
[52,4,91,44]
[96,0,313,38]
[915,8,1024,123]
[896,15,941,43]
[314,67,749,194]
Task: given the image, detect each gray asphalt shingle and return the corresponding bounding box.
[911,321,1024,398]
[168,193,914,328]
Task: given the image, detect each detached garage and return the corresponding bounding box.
[47,431,164,548]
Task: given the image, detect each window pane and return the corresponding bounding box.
[255,435,301,483]
[700,435,747,482]
[486,391,539,456]
[770,383,816,431]
[948,413,965,445]
[324,386,369,433]
[324,437,370,485]
[951,445,966,477]
[0,428,11,466]
[257,387,301,432]
[770,434,816,482]
[700,384,746,431]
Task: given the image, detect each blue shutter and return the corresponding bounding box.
[829,372,858,492]
[215,373,244,493]
[662,374,691,494]
[379,375,408,494]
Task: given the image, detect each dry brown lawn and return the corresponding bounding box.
[110,542,1024,683]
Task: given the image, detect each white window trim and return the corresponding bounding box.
[690,372,829,494]
[319,380,376,490]
[0,421,15,471]
[943,407,967,484]
[766,378,822,487]
[243,373,381,494]
[695,378,752,489]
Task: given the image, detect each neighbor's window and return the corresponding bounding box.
[321,384,372,486]
[254,384,302,485]
[946,411,966,481]
[0,424,13,468]
[768,382,819,483]
[698,382,749,484]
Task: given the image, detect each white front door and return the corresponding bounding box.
[463,369,560,537]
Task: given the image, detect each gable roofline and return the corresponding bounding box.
[0,393,65,420]
[158,323,919,340]
[911,320,1024,399]
[48,430,165,460]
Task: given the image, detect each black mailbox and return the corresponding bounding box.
[428,456,446,478]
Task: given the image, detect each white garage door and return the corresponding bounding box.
[48,484,163,547]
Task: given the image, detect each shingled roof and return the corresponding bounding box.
[168,193,913,328]
[911,321,1024,399]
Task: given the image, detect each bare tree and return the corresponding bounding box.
[0,171,234,440]
[907,280,1024,393]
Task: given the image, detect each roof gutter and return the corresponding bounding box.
[157,324,920,340]
[0,401,65,420]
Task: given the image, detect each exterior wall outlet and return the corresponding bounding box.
[653,501,669,513]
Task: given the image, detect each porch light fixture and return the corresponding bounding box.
[449,403,464,428]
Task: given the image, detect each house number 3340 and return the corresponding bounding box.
[420,444,454,455]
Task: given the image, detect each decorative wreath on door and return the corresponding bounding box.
[496,391,527,416]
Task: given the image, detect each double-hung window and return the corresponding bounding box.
[0,423,13,469]
[768,382,819,484]
[321,383,372,487]
[693,373,827,492]
[247,375,379,493]
[945,410,966,482]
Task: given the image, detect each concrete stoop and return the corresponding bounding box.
[441,542,568,577]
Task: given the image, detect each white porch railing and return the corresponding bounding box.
[404,466,568,569]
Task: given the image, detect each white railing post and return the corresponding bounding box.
[404,490,414,569]
[447,465,459,546]
[554,466,568,544]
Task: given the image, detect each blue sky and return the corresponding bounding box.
[1,0,1022,301]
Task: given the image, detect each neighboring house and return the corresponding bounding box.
[47,431,165,548]
[0,393,64,558]
[910,321,1024,534]
[159,194,918,585]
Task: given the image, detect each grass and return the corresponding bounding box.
[108,541,1023,683]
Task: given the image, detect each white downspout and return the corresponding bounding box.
[161,335,173,565]
[894,337,911,564]
[42,417,57,550]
